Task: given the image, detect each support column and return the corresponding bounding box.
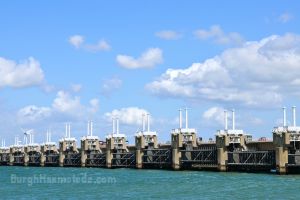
[81,140,87,167]
[136,150,143,169]
[216,135,228,172]
[106,149,112,168]
[40,152,45,167]
[106,137,113,168]
[171,134,182,170]
[172,148,180,170]
[59,142,67,167]
[59,152,65,167]
[24,152,29,167]
[9,152,14,166]
[276,147,288,174]
[135,136,144,169]
[274,132,289,174]
[217,147,227,172]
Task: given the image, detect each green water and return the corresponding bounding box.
[0,166,299,199]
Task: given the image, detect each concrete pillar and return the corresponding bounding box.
[171,134,181,170]
[59,152,65,167]
[217,148,227,172]
[276,147,288,174]
[106,149,112,168]
[40,152,45,167]
[9,152,14,166]
[81,152,87,167]
[106,138,113,168]
[216,135,228,172]
[172,148,181,170]
[24,152,29,166]
[273,132,289,174]
[136,150,143,169]
[135,136,144,169]
[81,140,87,167]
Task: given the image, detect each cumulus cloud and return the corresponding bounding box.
[146,33,300,108]
[84,40,111,51]
[88,98,99,113]
[155,30,182,40]
[104,107,148,125]
[278,13,293,23]
[202,107,263,129]
[17,105,52,123]
[52,91,82,114]
[69,35,84,48]
[116,48,163,69]
[101,77,122,96]
[194,25,244,46]
[69,35,111,52]
[18,90,99,124]
[202,107,225,126]
[71,84,82,92]
[0,57,44,88]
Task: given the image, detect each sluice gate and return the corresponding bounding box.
[180,146,218,169]
[142,148,172,169]
[227,150,276,171]
[112,152,136,168]
[63,152,81,167]
[0,153,9,165]
[27,152,41,166]
[0,147,10,165]
[44,152,59,166]
[86,152,106,167]
[12,152,25,166]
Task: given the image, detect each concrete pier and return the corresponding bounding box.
[135,131,158,169]
[0,146,10,165]
[24,143,41,166]
[81,135,101,167]
[135,113,158,169]
[41,142,58,167]
[171,128,197,170]
[9,145,25,166]
[106,133,131,168]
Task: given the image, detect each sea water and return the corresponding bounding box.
[0,166,299,199]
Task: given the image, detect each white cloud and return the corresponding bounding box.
[278,13,293,23]
[88,98,99,113]
[18,90,99,124]
[69,35,84,48]
[146,33,300,108]
[0,57,44,88]
[101,77,122,96]
[202,107,225,126]
[155,30,182,40]
[84,40,111,51]
[69,35,111,52]
[52,91,82,114]
[71,84,82,92]
[17,105,52,123]
[116,48,163,69]
[104,107,148,125]
[194,25,244,46]
[202,107,264,129]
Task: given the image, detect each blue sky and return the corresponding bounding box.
[0,0,300,144]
